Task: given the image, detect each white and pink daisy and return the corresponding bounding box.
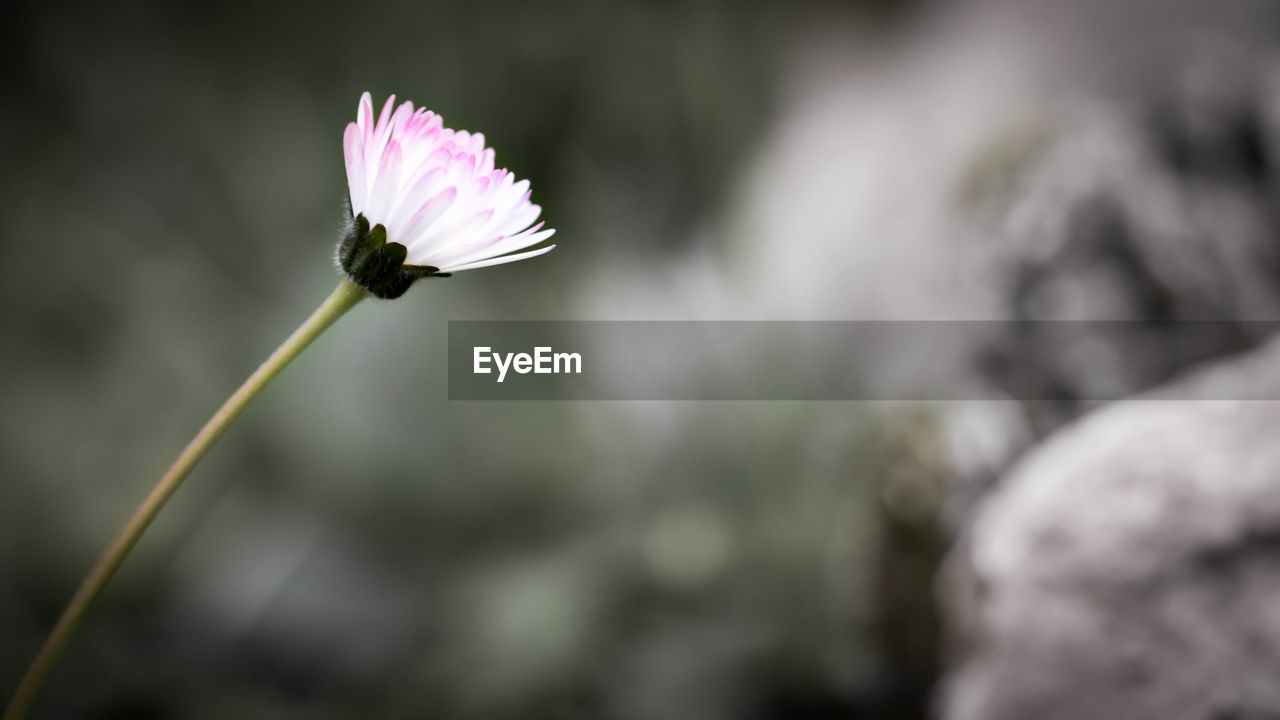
[339,92,555,296]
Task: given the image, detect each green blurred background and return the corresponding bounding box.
[0,1,948,718]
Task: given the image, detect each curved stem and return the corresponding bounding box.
[3,278,367,720]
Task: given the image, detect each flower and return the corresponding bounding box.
[339,92,555,297]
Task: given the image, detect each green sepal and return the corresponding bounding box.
[337,213,450,299]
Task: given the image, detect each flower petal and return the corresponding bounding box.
[386,167,448,231]
[366,139,402,223]
[398,186,458,254]
[357,92,374,132]
[439,244,556,273]
[438,226,556,269]
[343,122,367,213]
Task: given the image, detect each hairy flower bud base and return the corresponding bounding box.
[338,213,450,299]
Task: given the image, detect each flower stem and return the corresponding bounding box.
[3,278,368,720]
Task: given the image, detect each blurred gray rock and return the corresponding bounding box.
[942,335,1280,720]
[972,69,1280,426]
[946,36,1280,523]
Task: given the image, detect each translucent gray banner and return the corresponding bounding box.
[447,321,1279,400]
